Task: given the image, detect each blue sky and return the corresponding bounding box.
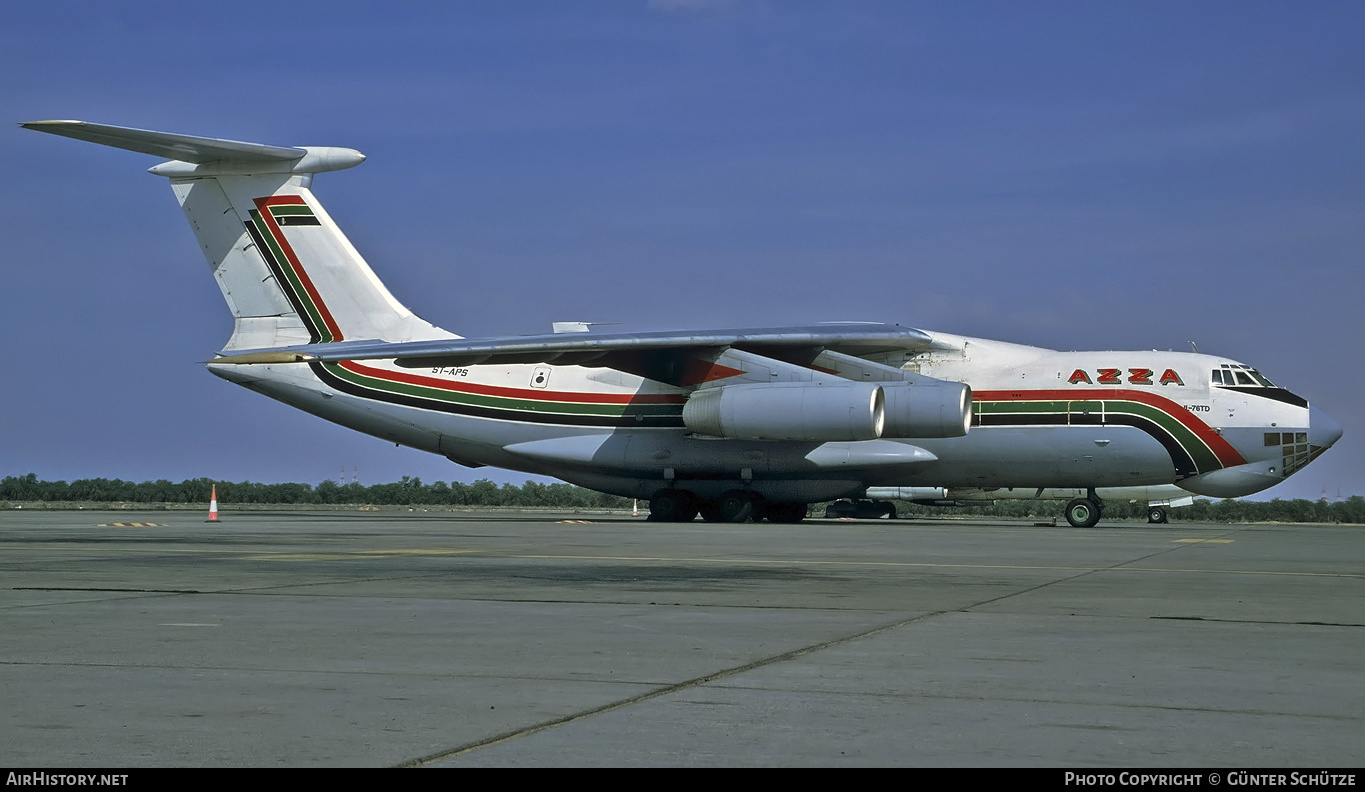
[3,1,1361,499]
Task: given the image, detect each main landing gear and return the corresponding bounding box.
[1063,491,1169,526]
[1063,490,1104,528]
[646,489,699,523]
[647,489,807,523]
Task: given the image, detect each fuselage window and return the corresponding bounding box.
[1211,369,1225,385]
[1234,371,1256,386]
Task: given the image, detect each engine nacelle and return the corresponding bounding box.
[682,382,885,441]
[881,381,972,438]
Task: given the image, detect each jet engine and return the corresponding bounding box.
[682,382,884,441]
[880,381,972,438]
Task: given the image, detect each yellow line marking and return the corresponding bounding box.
[1174,538,1235,544]
[97,522,166,527]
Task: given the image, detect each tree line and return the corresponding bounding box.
[0,474,631,509]
[1,473,1361,522]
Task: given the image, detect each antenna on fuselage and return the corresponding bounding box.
[1188,341,1199,353]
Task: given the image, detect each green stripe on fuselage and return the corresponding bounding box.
[323,362,684,418]
[975,398,1222,473]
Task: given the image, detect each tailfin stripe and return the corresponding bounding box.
[250,196,344,343]
[241,214,325,344]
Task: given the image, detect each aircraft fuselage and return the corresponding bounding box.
[209,329,1335,504]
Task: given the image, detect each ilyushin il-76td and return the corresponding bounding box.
[24,121,1342,526]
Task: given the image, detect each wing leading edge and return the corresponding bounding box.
[208,323,935,369]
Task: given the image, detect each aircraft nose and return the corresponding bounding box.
[1309,405,1343,451]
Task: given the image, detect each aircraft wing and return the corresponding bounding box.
[211,322,933,371]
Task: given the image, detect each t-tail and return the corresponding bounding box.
[21,120,455,352]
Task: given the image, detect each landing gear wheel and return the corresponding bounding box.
[648,489,698,522]
[1147,506,1168,524]
[717,490,760,523]
[766,503,807,523]
[698,501,722,522]
[1065,498,1102,528]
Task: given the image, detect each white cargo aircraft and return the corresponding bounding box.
[24,121,1342,525]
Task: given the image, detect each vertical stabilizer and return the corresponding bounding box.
[22,120,456,351]
[172,173,455,350]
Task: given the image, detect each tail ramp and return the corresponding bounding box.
[22,121,454,351]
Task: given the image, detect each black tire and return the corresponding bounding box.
[1147,506,1168,524]
[698,501,722,522]
[1065,498,1102,528]
[717,490,758,523]
[648,489,697,522]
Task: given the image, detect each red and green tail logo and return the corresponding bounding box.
[243,195,341,344]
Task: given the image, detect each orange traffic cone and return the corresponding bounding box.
[206,485,220,523]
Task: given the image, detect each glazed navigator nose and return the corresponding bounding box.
[1309,405,1343,452]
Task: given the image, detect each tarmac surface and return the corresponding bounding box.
[1,508,1361,767]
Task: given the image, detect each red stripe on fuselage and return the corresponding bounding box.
[974,388,1246,467]
[336,360,686,404]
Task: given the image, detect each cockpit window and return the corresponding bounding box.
[1212,364,1276,388]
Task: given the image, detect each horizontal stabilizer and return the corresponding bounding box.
[21,120,306,164]
[21,120,365,177]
